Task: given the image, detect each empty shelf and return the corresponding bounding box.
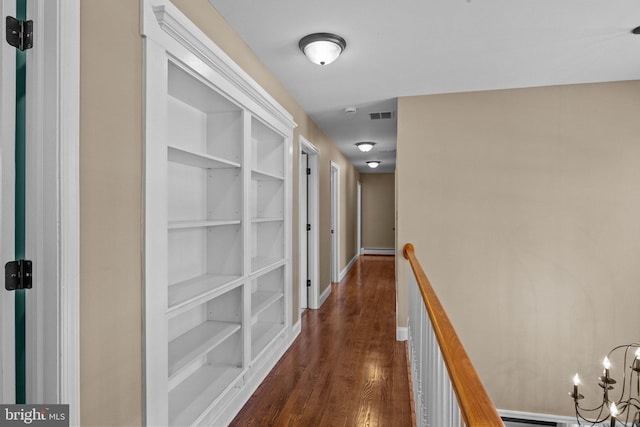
[169,320,241,379]
[169,146,240,169]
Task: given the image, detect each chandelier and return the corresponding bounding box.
[570,343,640,426]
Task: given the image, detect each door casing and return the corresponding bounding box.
[0,0,80,420]
[298,136,319,309]
[330,161,340,283]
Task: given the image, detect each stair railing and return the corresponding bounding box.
[403,243,504,427]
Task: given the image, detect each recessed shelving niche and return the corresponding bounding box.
[143,3,295,425]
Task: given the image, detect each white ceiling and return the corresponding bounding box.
[208,0,640,173]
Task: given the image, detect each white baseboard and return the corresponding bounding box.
[396,327,408,341]
[362,248,395,255]
[290,319,301,340]
[498,409,580,427]
[339,253,358,281]
[319,284,332,308]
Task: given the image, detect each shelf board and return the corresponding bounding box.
[169,365,242,426]
[168,146,240,169]
[168,219,241,230]
[251,169,284,181]
[251,256,283,274]
[251,217,283,224]
[251,322,284,360]
[168,321,241,380]
[169,274,242,312]
[251,291,283,318]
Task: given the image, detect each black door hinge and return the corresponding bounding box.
[306,168,311,175]
[307,279,311,287]
[306,224,311,231]
[5,16,33,51]
[5,260,33,291]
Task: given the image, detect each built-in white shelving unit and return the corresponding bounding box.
[143,2,296,425]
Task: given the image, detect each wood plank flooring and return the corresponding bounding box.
[230,255,413,427]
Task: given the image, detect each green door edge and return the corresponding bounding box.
[15,0,27,405]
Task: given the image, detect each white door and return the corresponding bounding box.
[300,152,308,309]
[330,162,339,283]
[299,136,319,309]
[1,0,17,403]
[1,1,80,416]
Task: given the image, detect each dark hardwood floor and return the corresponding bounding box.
[230,255,413,427]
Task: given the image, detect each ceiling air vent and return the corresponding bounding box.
[369,111,394,120]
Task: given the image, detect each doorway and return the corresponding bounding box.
[357,180,361,255]
[330,162,340,283]
[298,136,319,309]
[0,0,80,417]
[1,0,17,403]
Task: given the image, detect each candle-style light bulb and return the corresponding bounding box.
[635,348,640,360]
[572,373,581,400]
[610,401,618,416]
[610,401,618,427]
[603,356,612,380]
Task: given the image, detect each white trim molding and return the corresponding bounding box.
[290,320,302,342]
[319,284,332,308]
[55,1,81,418]
[362,248,395,255]
[396,327,408,341]
[329,161,340,283]
[298,135,320,309]
[498,409,581,427]
[25,0,80,421]
[338,253,358,282]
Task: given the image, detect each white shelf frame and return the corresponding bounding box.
[168,274,244,315]
[142,1,296,425]
[168,320,241,380]
[251,169,284,181]
[168,145,241,169]
[168,219,241,229]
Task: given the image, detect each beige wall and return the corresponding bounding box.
[80,1,142,425]
[79,1,359,424]
[396,81,640,416]
[361,173,395,249]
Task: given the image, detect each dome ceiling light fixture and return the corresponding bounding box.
[299,33,346,66]
[366,161,381,169]
[356,142,375,153]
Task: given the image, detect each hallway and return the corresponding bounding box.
[230,255,413,426]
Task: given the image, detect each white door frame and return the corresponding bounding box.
[24,0,80,419]
[1,0,17,404]
[357,180,362,255]
[330,162,340,283]
[298,136,319,309]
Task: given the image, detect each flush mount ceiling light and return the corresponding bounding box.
[299,33,346,66]
[356,142,375,153]
[366,161,381,169]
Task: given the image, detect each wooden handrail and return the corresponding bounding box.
[403,243,504,427]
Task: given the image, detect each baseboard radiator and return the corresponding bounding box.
[404,243,504,427]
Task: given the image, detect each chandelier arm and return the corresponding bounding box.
[577,400,608,413]
[576,401,609,425]
[627,398,640,407]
